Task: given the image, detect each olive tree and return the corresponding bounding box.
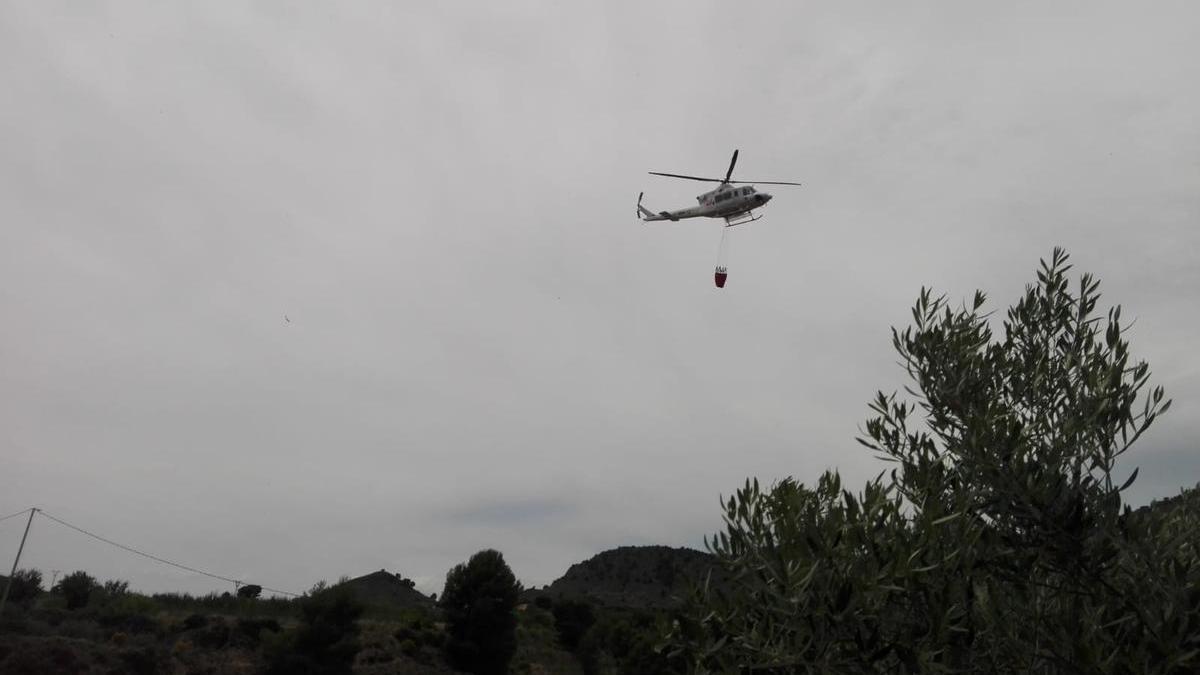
[665,249,1195,673]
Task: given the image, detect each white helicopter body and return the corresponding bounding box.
[637,150,798,227]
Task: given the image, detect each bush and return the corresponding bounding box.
[55,571,98,610]
[552,599,595,651]
[149,590,294,617]
[181,613,208,631]
[193,622,231,649]
[440,549,522,675]
[101,591,157,617]
[98,612,156,634]
[234,617,281,646]
[118,646,161,675]
[237,584,262,599]
[3,568,43,605]
[576,611,673,675]
[264,584,363,675]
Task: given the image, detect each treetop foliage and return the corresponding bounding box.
[3,569,44,606]
[55,570,99,611]
[441,549,522,675]
[265,583,364,675]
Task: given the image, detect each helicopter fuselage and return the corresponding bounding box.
[639,184,772,222]
[637,149,798,225]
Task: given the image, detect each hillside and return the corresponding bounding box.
[338,569,437,612]
[528,545,728,609]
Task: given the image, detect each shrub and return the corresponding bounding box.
[118,646,160,675]
[55,571,97,610]
[192,622,231,649]
[552,599,596,651]
[234,617,281,646]
[3,568,43,605]
[182,613,208,631]
[98,612,156,634]
[264,584,364,675]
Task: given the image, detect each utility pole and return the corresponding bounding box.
[0,508,38,617]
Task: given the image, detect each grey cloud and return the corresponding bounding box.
[442,497,578,527]
[2,1,1198,596]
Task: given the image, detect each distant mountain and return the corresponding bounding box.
[337,569,436,610]
[528,545,728,609]
[1126,483,1200,531]
[1133,483,1200,514]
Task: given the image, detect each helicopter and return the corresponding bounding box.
[636,149,802,227]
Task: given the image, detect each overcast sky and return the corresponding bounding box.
[3,1,1198,597]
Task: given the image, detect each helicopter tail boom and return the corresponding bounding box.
[637,192,673,221]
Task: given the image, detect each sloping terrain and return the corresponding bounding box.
[530,545,728,609]
[339,570,437,611]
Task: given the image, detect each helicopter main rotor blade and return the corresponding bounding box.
[724,149,739,183]
[648,171,725,182]
[727,179,804,186]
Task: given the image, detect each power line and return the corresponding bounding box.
[0,508,33,525]
[35,510,299,597]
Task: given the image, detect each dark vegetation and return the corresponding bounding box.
[532,545,727,609]
[0,568,42,606]
[1,249,1197,674]
[263,584,363,675]
[440,549,522,675]
[552,599,595,651]
[56,570,98,610]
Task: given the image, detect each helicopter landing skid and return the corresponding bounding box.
[724,211,761,227]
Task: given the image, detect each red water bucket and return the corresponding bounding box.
[714,270,728,288]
